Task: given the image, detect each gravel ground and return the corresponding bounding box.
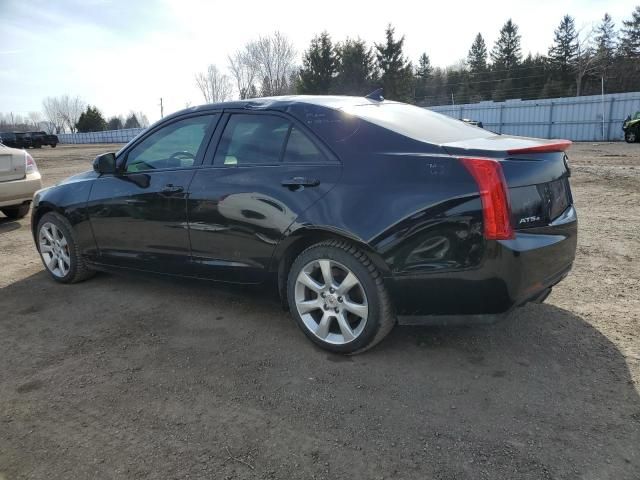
[0,142,638,479]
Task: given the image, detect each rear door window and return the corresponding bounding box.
[214,114,290,166]
[282,127,326,164]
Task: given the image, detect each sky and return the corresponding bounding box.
[1,0,637,124]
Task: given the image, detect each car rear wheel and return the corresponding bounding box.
[287,240,395,354]
[625,129,638,143]
[37,212,95,283]
[1,203,30,219]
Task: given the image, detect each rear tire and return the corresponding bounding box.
[1,203,30,219]
[625,129,638,143]
[51,144,57,148]
[287,240,395,354]
[36,212,96,283]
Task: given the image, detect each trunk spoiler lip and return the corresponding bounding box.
[506,140,572,155]
[440,135,572,156]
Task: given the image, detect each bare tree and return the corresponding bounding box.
[246,32,296,96]
[59,95,85,133]
[42,95,85,133]
[228,50,258,99]
[195,65,233,103]
[575,27,599,96]
[42,97,65,133]
[28,111,42,128]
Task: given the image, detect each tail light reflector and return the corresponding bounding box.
[25,152,38,174]
[460,157,514,240]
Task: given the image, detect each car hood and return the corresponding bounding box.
[57,170,99,185]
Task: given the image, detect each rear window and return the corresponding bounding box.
[341,102,494,144]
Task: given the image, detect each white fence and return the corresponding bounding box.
[57,128,145,144]
[428,91,640,141]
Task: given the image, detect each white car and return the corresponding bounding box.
[0,143,42,219]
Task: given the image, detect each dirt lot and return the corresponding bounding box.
[1,143,639,479]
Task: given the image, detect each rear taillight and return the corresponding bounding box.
[460,157,514,240]
[25,152,38,174]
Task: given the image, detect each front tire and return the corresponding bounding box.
[625,129,638,143]
[36,212,95,283]
[2,203,30,219]
[287,240,395,354]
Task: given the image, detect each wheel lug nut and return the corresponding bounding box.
[321,292,326,298]
[329,288,335,293]
[335,308,339,313]
[338,296,343,302]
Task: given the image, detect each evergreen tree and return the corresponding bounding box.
[124,113,140,129]
[414,53,432,104]
[374,24,414,102]
[75,106,106,132]
[619,5,640,57]
[332,38,377,95]
[549,15,578,82]
[490,19,522,72]
[595,13,617,76]
[106,116,123,130]
[416,53,433,78]
[467,33,488,73]
[298,32,336,94]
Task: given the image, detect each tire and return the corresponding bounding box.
[287,240,395,354]
[36,212,96,284]
[1,203,30,219]
[51,144,57,148]
[625,129,638,143]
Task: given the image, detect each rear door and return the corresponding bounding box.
[87,113,219,273]
[0,147,25,182]
[187,111,342,283]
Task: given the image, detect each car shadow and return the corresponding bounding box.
[0,217,21,234]
[0,271,638,479]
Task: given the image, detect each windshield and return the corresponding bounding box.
[340,102,494,144]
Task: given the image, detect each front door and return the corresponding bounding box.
[188,112,342,283]
[87,114,218,273]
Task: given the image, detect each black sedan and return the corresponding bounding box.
[31,96,577,353]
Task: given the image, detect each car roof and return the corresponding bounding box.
[165,95,397,121]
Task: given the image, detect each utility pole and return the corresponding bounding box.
[601,77,605,141]
[159,97,164,119]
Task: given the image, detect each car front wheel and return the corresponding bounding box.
[287,240,395,354]
[37,212,95,283]
[625,129,638,143]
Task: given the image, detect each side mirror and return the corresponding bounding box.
[93,152,116,174]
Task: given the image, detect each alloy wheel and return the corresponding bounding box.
[294,259,369,345]
[39,222,71,278]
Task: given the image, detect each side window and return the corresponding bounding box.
[125,115,215,172]
[283,126,326,164]
[215,114,290,166]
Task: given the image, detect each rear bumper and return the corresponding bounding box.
[0,172,42,208]
[387,206,577,318]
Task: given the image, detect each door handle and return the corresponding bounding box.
[160,184,184,194]
[281,177,320,189]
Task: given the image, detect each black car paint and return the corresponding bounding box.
[32,97,577,318]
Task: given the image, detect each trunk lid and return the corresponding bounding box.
[0,148,26,182]
[442,135,573,230]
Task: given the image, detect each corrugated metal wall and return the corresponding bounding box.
[428,91,640,141]
[57,128,145,144]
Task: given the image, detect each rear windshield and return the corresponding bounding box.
[341,102,494,144]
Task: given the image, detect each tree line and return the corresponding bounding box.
[1,95,149,134]
[195,7,639,107]
[295,7,640,105]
